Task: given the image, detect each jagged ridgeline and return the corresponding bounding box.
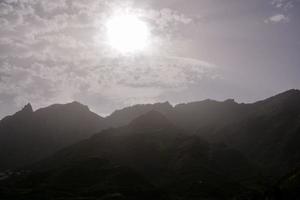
[0,89,300,200]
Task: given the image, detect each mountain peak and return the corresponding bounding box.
[153,101,173,109]
[278,89,300,96]
[129,110,174,129]
[223,99,236,104]
[35,101,91,114]
[257,89,300,106]
[6,103,34,120]
[16,103,33,115]
[65,101,90,110]
[20,103,33,114]
[271,89,300,99]
[69,101,85,106]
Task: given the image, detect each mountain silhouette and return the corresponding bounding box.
[103,89,300,176]
[208,89,300,176]
[0,101,107,170]
[0,89,300,199]
[2,111,256,199]
[105,98,249,134]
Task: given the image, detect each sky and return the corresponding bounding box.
[0,0,300,118]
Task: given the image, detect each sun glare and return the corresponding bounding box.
[105,14,150,54]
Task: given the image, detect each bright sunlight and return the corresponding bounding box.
[105,14,150,54]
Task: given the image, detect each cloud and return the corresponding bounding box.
[265,0,298,23]
[271,0,295,10]
[264,14,290,23]
[0,0,217,116]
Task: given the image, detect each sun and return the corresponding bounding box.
[105,14,150,54]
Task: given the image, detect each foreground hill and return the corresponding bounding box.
[0,102,107,170]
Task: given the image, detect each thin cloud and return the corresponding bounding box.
[264,14,290,23]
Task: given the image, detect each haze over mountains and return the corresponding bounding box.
[0,89,300,199]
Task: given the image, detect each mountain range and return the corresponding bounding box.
[0,89,300,199]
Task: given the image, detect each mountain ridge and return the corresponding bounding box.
[1,89,300,199]
[1,89,300,171]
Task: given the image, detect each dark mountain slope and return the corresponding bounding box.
[0,102,107,170]
[11,111,256,200]
[210,89,300,176]
[105,90,300,176]
[1,157,161,200]
[33,111,186,181]
[276,167,300,199]
[172,98,250,135]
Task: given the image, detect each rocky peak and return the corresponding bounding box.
[22,103,33,113]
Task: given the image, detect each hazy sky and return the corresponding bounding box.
[0,0,300,117]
